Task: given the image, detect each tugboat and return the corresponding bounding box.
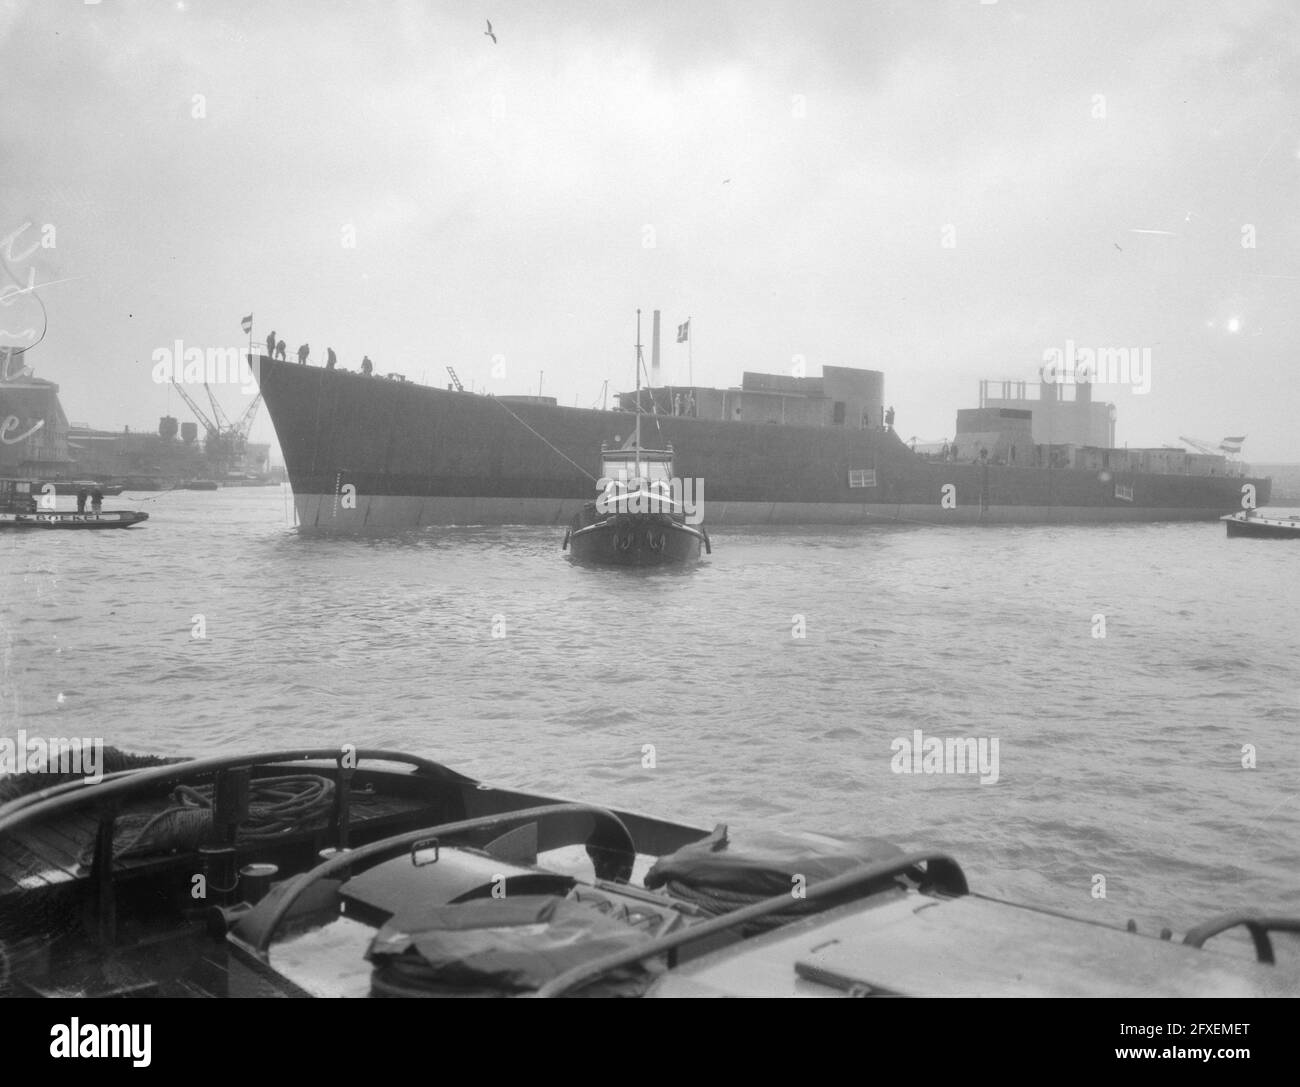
[564,443,710,565]
[563,312,710,566]
[0,479,149,530]
[1221,508,1300,538]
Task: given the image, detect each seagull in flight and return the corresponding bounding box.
[485,19,497,44]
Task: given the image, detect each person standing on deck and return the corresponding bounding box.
[265,330,277,358]
[275,339,287,360]
[76,487,88,513]
[297,343,310,365]
[326,347,337,370]
[361,356,373,376]
[885,405,895,431]
[90,487,103,513]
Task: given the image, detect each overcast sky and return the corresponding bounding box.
[2,0,1297,460]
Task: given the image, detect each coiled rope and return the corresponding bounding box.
[105,774,336,861]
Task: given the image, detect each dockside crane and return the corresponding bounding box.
[172,380,264,470]
[229,393,263,453]
[204,383,233,432]
[171,380,220,445]
[1178,435,1243,459]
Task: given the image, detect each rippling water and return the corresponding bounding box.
[3,487,1298,941]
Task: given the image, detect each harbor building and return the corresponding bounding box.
[0,350,73,475]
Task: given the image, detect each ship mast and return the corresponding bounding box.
[634,309,642,466]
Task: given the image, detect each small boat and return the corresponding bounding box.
[0,509,149,530]
[563,310,711,566]
[564,445,710,565]
[0,745,1296,997]
[1222,508,1300,538]
[181,479,220,491]
[0,479,149,530]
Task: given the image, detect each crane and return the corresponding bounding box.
[1178,435,1243,459]
[172,380,263,469]
[204,384,232,431]
[171,380,219,441]
[229,393,263,453]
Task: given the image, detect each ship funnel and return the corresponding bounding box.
[651,310,661,386]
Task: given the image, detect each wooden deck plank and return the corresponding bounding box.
[33,811,100,858]
[7,826,85,874]
[0,834,67,891]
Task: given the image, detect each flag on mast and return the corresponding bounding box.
[1220,435,1246,453]
[240,314,253,334]
[676,319,690,343]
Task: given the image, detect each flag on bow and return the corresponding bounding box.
[240,314,253,334]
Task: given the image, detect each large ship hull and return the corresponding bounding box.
[254,356,1270,530]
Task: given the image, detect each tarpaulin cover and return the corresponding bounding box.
[644,825,903,898]
[366,895,654,997]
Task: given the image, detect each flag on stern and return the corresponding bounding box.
[241,314,253,334]
[676,319,690,343]
[1220,435,1246,453]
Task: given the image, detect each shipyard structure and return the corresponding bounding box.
[0,350,270,486]
[250,339,1268,529]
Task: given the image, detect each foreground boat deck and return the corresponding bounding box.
[3,748,1297,998]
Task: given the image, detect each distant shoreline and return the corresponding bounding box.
[1254,464,1300,503]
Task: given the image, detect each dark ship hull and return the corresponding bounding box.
[253,356,1270,530]
[566,511,708,566]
